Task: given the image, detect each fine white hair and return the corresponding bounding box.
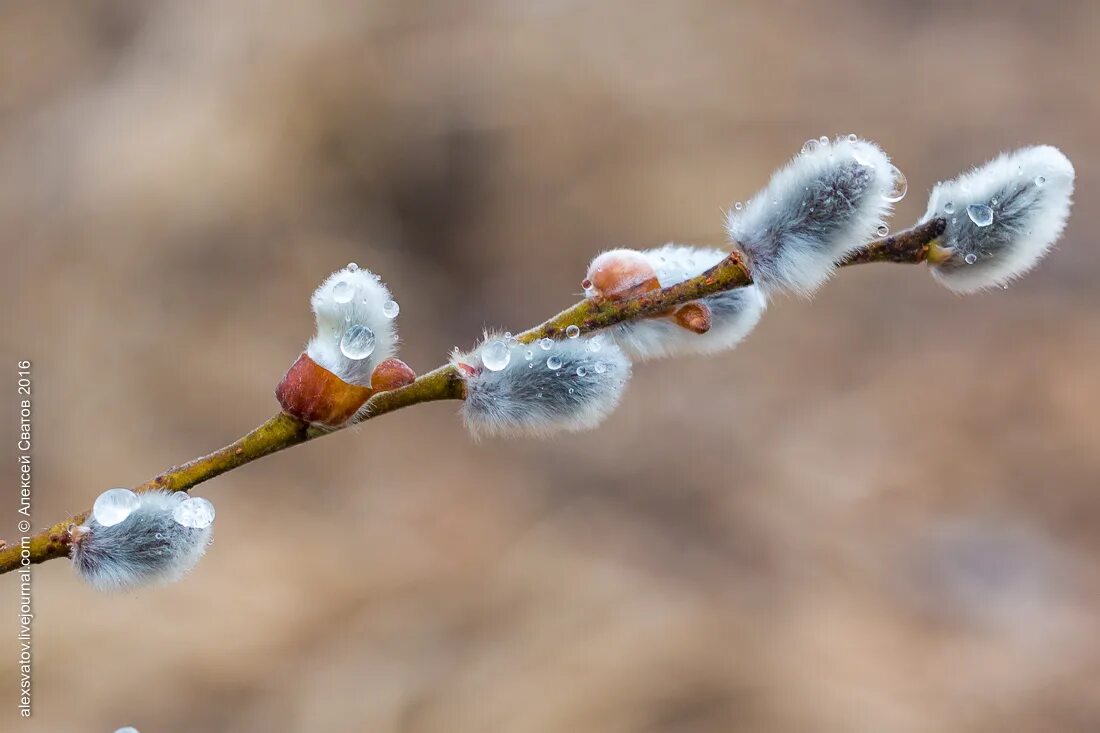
[601,244,766,361]
[454,333,632,439]
[71,490,213,591]
[921,145,1075,293]
[306,265,398,386]
[726,136,898,295]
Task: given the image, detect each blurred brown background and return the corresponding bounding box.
[2,1,1098,731]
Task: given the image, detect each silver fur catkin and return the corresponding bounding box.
[726,136,897,295]
[602,244,766,360]
[454,333,632,438]
[307,265,398,386]
[71,490,213,591]
[921,145,1074,293]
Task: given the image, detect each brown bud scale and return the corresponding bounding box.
[276,353,373,427]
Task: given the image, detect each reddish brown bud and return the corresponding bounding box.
[586,250,661,300]
[672,302,712,334]
[276,353,374,427]
[370,357,417,392]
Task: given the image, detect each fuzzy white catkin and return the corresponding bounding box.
[599,244,767,360]
[70,490,213,591]
[921,145,1075,293]
[726,136,897,295]
[454,333,632,438]
[307,266,398,385]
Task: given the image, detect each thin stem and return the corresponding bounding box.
[0,221,943,576]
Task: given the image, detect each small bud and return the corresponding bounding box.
[726,136,897,295]
[585,249,661,299]
[921,145,1075,293]
[453,333,632,439]
[598,244,767,360]
[278,265,402,426]
[71,489,214,591]
[672,302,712,334]
[370,357,417,392]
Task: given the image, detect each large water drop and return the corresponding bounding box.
[173,497,215,529]
[966,204,994,227]
[481,340,511,372]
[884,165,907,202]
[340,324,376,360]
[93,488,139,527]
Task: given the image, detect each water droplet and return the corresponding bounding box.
[884,165,907,202]
[154,533,163,540]
[93,488,139,527]
[565,325,581,339]
[539,337,553,351]
[1035,175,1046,186]
[876,224,889,236]
[966,204,993,227]
[524,349,534,361]
[952,217,958,225]
[576,366,587,377]
[733,201,743,211]
[173,497,215,529]
[382,300,400,319]
[818,135,830,145]
[964,253,978,265]
[944,201,955,214]
[115,728,141,733]
[347,262,359,272]
[594,362,607,374]
[568,388,575,394]
[801,138,820,155]
[332,280,355,304]
[340,324,376,360]
[990,197,999,206]
[481,340,511,371]
[847,133,858,143]
[547,355,563,370]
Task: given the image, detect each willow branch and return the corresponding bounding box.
[0,220,944,575]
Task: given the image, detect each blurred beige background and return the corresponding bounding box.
[2,1,1099,731]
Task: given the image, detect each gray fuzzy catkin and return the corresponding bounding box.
[454,334,632,439]
[71,491,212,591]
[726,136,896,295]
[602,244,766,360]
[921,145,1074,293]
